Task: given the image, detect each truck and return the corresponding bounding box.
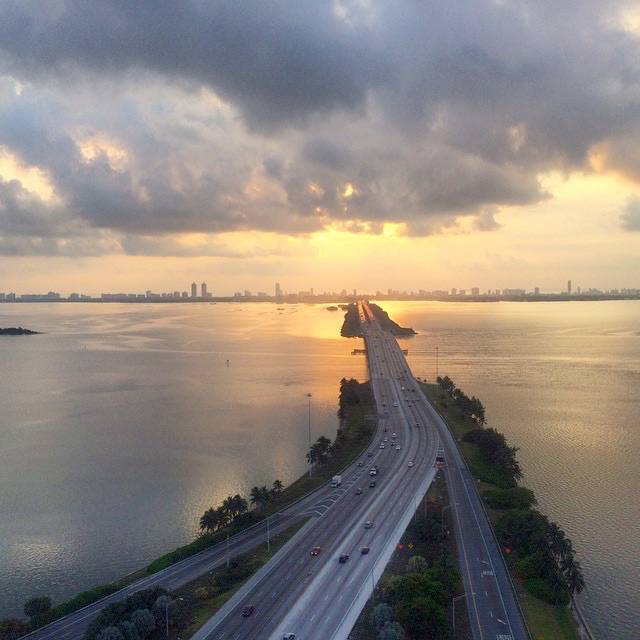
[331,475,342,487]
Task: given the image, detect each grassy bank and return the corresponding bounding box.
[420,381,579,640]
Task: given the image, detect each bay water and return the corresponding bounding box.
[0,301,638,639]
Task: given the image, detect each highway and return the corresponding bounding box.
[24,300,529,640]
[192,301,439,639]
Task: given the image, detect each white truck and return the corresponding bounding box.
[331,475,342,487]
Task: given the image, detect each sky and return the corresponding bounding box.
[0,0,639,297]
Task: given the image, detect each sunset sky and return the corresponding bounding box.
[0,1,639,296]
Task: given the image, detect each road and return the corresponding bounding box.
[25,300,530,640]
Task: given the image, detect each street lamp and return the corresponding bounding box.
[307,392,312,479]
[452,592,475,634]
[435,346,439,381]
[441,503,451,537]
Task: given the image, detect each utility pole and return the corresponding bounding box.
[307,392,312,478]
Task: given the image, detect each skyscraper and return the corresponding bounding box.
[275,282,282,297]
[567,280,572,295]
[202,282,207,298]
[191,282,197,298]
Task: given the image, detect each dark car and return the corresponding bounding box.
[367,452,374,457]
[339,554,350,563]
[355,487,363,495]
[357,461,364,467]
[311,546,321,555]
[242,605,255,617]
[369,480,376,487]
[361,547,370,554]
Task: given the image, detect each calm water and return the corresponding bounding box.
[1,301,638,639]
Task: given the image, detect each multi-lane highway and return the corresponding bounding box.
[192,301,439,639]
[24,300,530,640]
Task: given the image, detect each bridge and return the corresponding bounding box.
[23,301,529,640]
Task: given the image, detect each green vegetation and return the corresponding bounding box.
[340,302,362,337]
[422,377,582,639]
[367,303,416,336]
[351,476,465,640]
[0,327,40,335]
[85,586,171,640]
[340,302,417,337]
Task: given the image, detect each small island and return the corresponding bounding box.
[340,302,417,337]
[0,327,41,335]
[326,305,339,311]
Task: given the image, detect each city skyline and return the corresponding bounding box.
[2,279,638,302]
[1,3,639,301]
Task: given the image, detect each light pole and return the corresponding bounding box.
[441,503,451,537]
[436,346,439,381]
[307,392,312,479]
[452,592,475,635]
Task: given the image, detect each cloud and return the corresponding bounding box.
[0,0,639,256]
[620,196,640,231]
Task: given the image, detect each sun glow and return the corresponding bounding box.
[0,147,57,200]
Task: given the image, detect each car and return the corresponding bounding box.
[361,547,370,554]
[283,634,296,640]
[384,427,388,432]
[384,437,388,442]
[392,433,396,438]
[408,461,414,467]
[367,452,374,457]
[396,445,401,450]
[357,461,364,467]
[339,554,350,563]
[381,402,386,406]
[311,546,321,555]
[415,422,420,428]
[369,480,376,487]
[365,520,373,528]
[356,487,363,495]
[379,444,385,449]
[393,402,398,407]
[242,605,255,617]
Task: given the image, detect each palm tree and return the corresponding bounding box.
[199,507,220,533]
[230,494,248,518]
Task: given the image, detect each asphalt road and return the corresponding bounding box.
[25,300,530,640]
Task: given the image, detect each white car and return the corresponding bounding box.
[408,461,414,467]
[380,444,385,449]
[396,445,401,450]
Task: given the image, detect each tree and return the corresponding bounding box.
[370,602,393,630]
[0,617,29,640]
[23,596,51,624]
[271,479,284,499]
[118,621,140,640]
[396,596,448,639]
[96,628,124,640]
[250,485,271,510]
[378,621,405,640]
[407,555,429,575]
[200,507,221,533]
[307,436,333,467]
[152,595,176,627]
[130,609,155,636]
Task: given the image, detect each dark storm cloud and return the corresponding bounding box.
[0,0,639,255]
[0,0,384,131]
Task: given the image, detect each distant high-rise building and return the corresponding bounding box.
[275,282,282,297]
[191,282,197,298]
[201,282,207,298]
[567,280,572,295]
[471,287,480,296]
[534,287,540,295]
[451,288,457,296]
